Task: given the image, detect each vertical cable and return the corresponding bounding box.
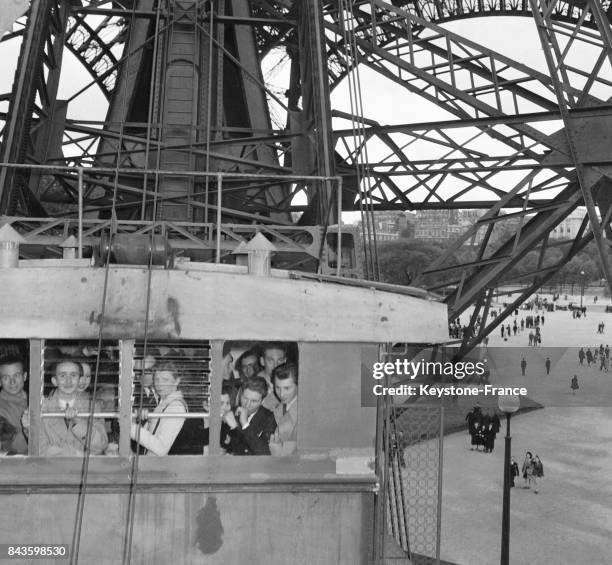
[216,173,222,263]
[348,1,380,279]
[69,4,140,562]
[123,1,170,561]
[77,167,83,258]
[204,0,214,223]
[338,0,380,280]
[338,1,370,278]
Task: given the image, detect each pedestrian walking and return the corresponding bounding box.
[535,326,542,346]
[578,348,585,365]
[533,455,544,494]
[571,375,579,394]
[545,357,551,375]
[601,354,608,372]
[466,405,482,451]
[521,357,527,376]
[510,456,520,488]
[522,451,536,490]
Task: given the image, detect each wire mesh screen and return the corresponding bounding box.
[133,340,211,412]
[387,404,443,565]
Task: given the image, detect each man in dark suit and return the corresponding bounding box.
[223,376,276,455]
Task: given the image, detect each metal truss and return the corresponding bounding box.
[0,214,325,262]
[0,1,327,222]
[388,0,609,27]
[314,0,612,349]
[3,1,608,214]
[3,0,612,349]
[325,0,608,210]
[528,0,612,303]
[0,0,67,215]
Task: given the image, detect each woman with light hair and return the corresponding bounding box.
[130,360,186,455]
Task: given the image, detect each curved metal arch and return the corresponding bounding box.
[64,12,126,100]
[321,0,610,99]
[376,0,607,28]
[322,1,582,211]
[251,0,297,57]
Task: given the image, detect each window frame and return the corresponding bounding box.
[22,339,299,458]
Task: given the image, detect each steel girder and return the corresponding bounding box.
[0,0,65,215]
[528,0,612,310]
[384,0,609,27]
[325,0,602,211]
[2,1,609,216]
[2,1,612,347]
[0,0,334,223]
[318,0,612,348]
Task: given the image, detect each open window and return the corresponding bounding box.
[2,337,300,458]
[38,339,121,456]
[132,340,210,455]
[0,340,30,456]
[219,341,299,456]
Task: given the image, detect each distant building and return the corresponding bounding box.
[414,209,485,243]
[356,211,411,241]
[354,207,586,245]
[549,210,586,240]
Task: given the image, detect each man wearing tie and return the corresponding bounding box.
[223,377,276,455]
[269,363,298,456]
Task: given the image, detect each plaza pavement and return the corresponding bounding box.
[434,291,612,564]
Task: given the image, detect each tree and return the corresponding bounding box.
[376,239,457,287]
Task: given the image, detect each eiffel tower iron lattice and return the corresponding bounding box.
[1,0,612,350]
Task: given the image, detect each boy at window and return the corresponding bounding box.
[25,360,108,456]
[269,363,298,456]
[258,343,287,410]
[223,376,276,455]
[236,347,262,382]
[0,355,29,455]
